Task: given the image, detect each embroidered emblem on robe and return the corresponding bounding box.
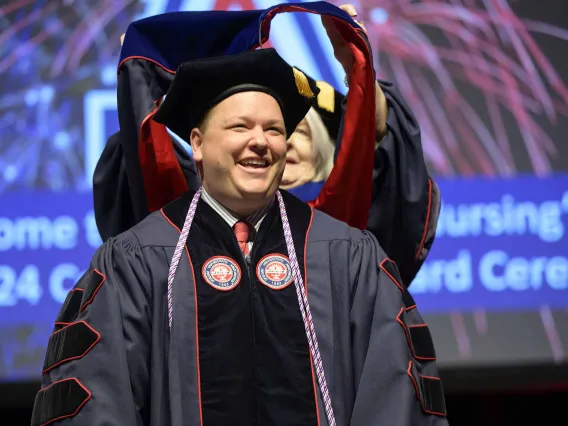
[256,254,294,290]
[202,256,241,291]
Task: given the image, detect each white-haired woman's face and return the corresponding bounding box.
[280,118,317,189]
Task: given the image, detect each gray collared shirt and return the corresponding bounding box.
[200,188,273,253]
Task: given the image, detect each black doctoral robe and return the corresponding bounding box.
[32,190,447,426]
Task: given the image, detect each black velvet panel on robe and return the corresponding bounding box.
[162,190,317,426]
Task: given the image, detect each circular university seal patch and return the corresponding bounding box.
[202,256,241,291]
[256,254,294,290]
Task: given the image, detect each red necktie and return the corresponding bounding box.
[233,221,252,255]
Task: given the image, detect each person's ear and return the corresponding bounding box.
[190,128,204,163]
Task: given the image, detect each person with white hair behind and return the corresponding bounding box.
[280,106,335,192]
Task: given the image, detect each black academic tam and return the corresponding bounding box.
[153,48,320,139]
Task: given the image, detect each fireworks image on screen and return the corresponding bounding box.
[0,0,140,192]
[1,0,567,192]
[331,0,568,176]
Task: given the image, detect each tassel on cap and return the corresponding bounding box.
[293,67,315,99]
[315,80,335,113]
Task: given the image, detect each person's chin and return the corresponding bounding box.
[234,179,275,199]
[280,171,295,186]
[279,181,294,190]
[280,174,305,190]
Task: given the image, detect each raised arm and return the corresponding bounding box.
[366,80,441,286]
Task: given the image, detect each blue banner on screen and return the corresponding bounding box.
[0,192,101,326]
[0,175,566,326]
[412,174,568,313]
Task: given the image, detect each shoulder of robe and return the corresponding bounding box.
[83,207,182,288]
[80,214,172,292]
[310,209,388,255]
[121,208,181,249]
[52,232,148,327]
[51,208,178,331]
[309,208,357,243]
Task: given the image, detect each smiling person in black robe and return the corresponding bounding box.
[94,4,439,289]
[32,48,448,426]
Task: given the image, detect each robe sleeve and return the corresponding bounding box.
[348,231,448,425]
[93,131,137,243]
[93,130,200,242]
[364,80,441,286]
[31,232,152,426]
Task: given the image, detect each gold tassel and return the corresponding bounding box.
[293,67,315,99]
[315,80,335,113]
